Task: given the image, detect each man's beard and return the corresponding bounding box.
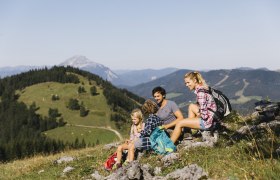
[157,99,163,107]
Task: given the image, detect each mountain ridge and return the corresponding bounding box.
[0,56,179,87]
[127,68,280,115]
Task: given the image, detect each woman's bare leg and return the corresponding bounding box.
[170,118,200,143]
[188,103,200,118]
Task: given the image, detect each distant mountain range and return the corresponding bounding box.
[0,55,178,87]
[0,65,44,77]
[115,68,178,87]
[127,69,280,115]
[1,55,280,115]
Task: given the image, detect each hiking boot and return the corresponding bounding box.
[183,133,193,140]
[192,130,202,137]
[112,163,122,170]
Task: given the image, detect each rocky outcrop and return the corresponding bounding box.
[91,161,208,180]
[161,153,179,167]
[179,130,219,150]
[251,100,280,123]
[231,100,280,156]
[232,100,280,141]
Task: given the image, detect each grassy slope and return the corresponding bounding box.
[44,126,118,145]
[0,137,279,179]
[17,74,122,144]
[0,112,279,179]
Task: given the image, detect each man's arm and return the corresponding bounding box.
[163,110,184,129]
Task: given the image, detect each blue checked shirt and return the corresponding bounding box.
[139,114,163,150]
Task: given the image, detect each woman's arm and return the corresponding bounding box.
[196,91,209,120]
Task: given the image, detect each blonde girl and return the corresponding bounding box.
[170,71,217,143]
[113,108,144,169]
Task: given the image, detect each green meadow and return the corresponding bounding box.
[44,126,118,145]
[17,74,124,145]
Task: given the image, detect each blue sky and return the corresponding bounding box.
[0,0,280,70]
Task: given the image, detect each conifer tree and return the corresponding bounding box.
[90,86,97,95]
[80,102,89,117]
[67,98,80,110]
[78,86,86,93]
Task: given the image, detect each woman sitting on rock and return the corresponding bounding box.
[170,71,217,143]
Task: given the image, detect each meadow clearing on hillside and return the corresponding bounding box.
[17,74,125,145]
[45,126,119,145]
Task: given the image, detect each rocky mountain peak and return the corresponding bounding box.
[59,55,101,68]
[59,55,119,82]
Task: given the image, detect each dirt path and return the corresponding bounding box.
[73,124,123,141]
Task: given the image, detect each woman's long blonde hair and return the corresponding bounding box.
[185,71,208,88]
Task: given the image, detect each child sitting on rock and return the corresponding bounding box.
[112,108,145,169]
[124,99,163,163]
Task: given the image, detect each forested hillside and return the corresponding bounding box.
[0,66,145,162]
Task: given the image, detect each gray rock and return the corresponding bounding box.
[235,120,280,136]
[127,161,142,179]
[91,171,104,180]
[201,130,219,143]
[152,176,166,180]
[136,151,144,160]
[105,161,142,180]
[103,161,208,180]
[178,130,218,151]
[182,140,215,150]
[142,164,154,179]
[54,156,74,164]
[161,153,179,167]
[62,166,74,174]
[267,120,280,128]
[253,101,280,122]
[231,118,280,142]
[166,164,208,180]
[154,167,162,175]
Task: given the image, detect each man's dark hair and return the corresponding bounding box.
[152,86,166,96]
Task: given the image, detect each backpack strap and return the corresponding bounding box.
[197,87,210,94]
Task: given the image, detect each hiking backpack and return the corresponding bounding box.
[198,87,232,121]
[150,127,176,155]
